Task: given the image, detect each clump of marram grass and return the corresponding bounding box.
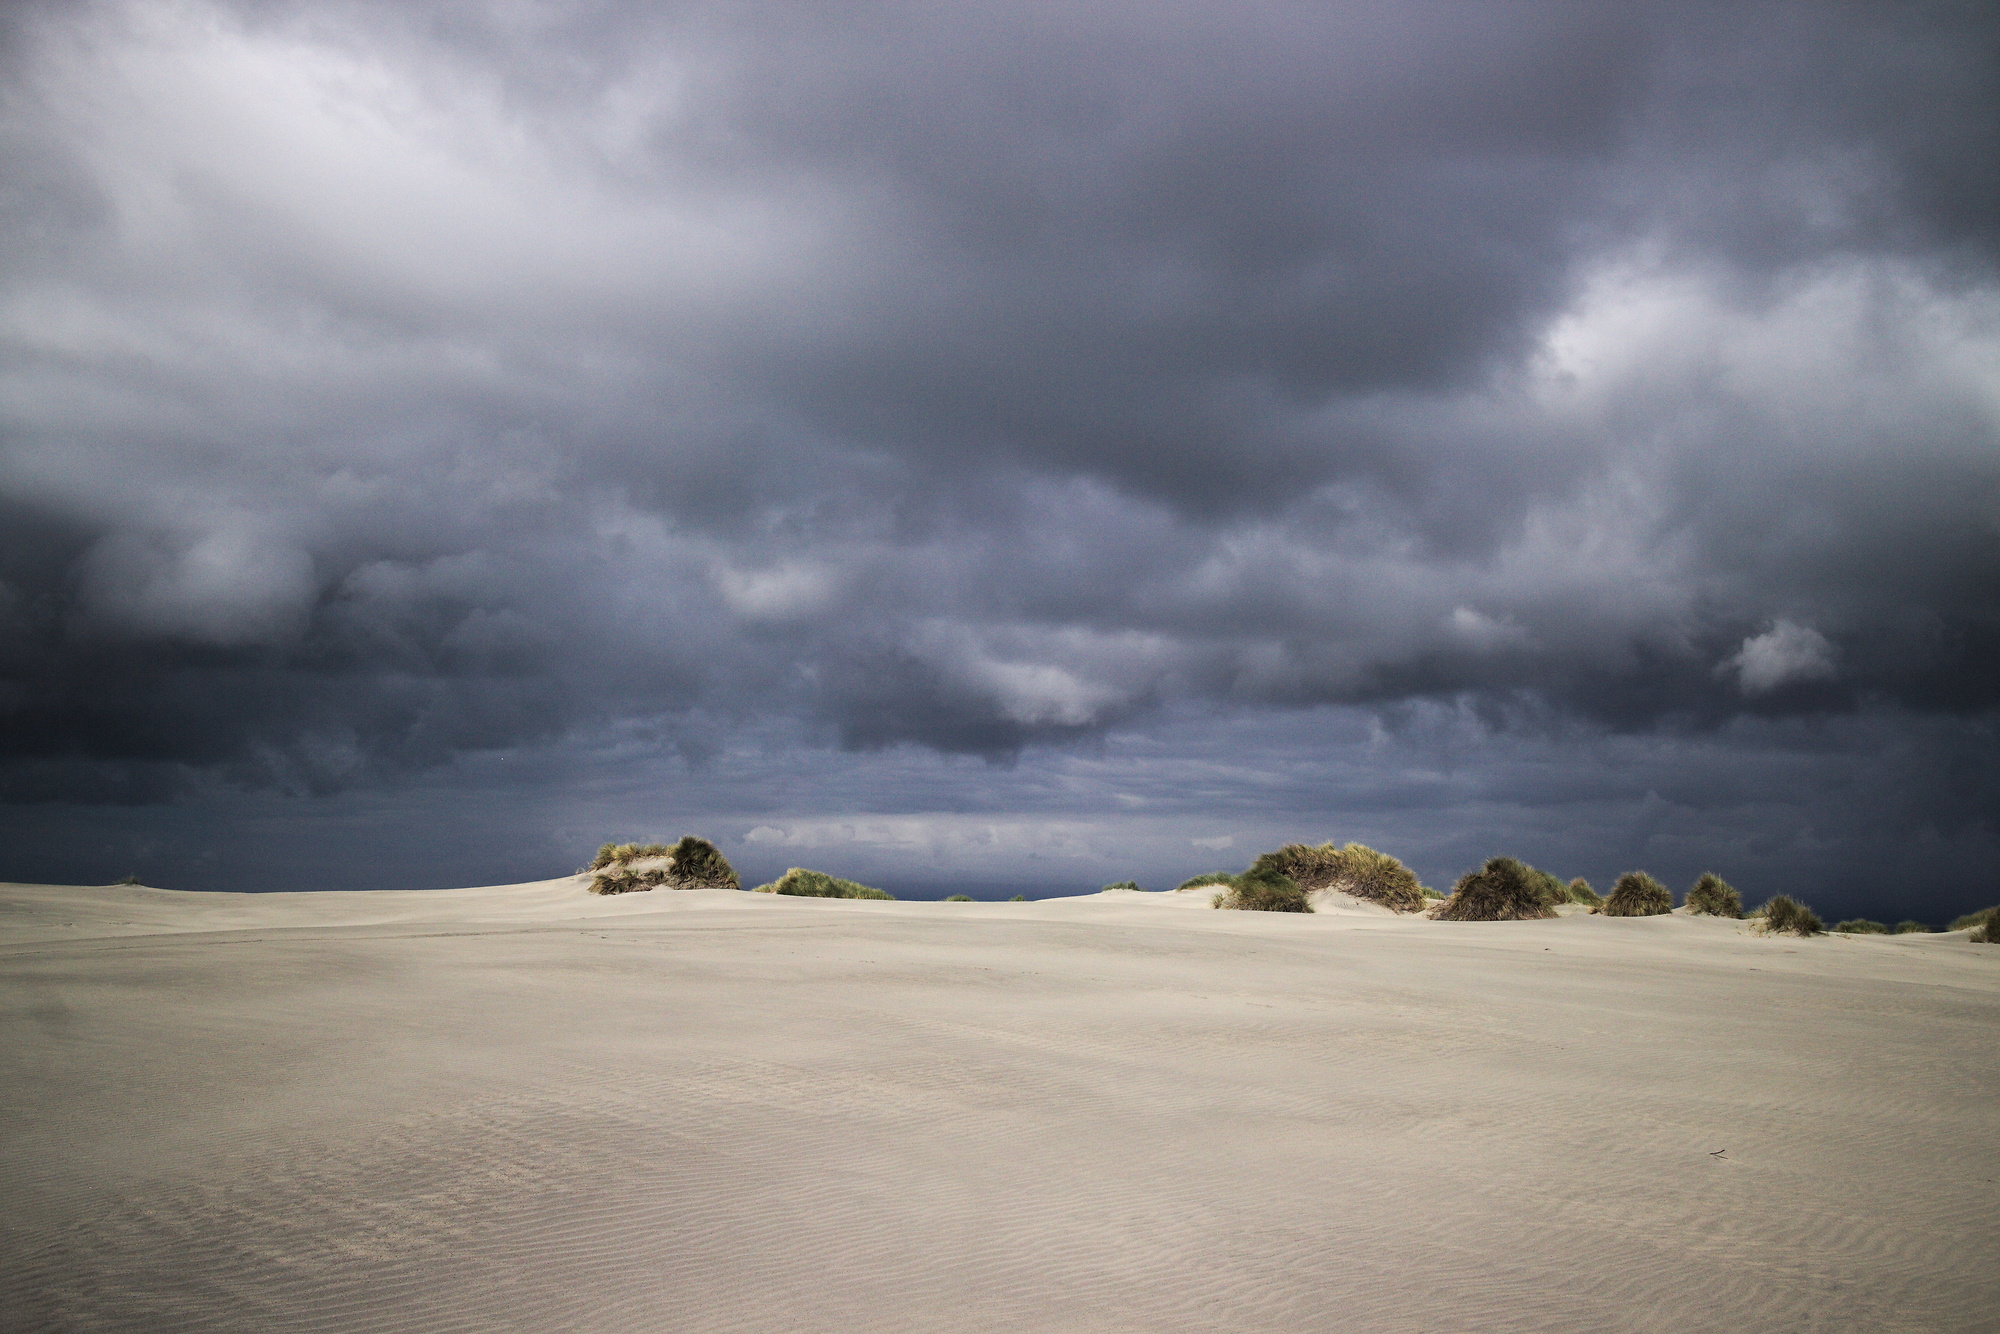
[1008,894,1028,902]
[1212,867,1312,913]
[1431,857,1555,922]
[1756,895,1825,936]
[1102,880,1141,892]
[1243,842,1429,912]
[1567,877,1602,908]
[1834,919,1888,934]
[1685,873,1743,919]
[1601,871,1674,918]
[115,873,142,886]
[754,868,894,900]
[1947,906,1998,935]
[1421,884,1446,900]
[1892,920,1930,934]
[943,894,974,902]
[1177,872,1238,892]
[662,835,739,889]
[1526,866,1571,907]
[589,867,644,895]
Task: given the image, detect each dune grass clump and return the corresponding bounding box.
[1177,872,1238,892]
[1432,857,1555,922]
[1213,867,1313,913]
[589,867,643,895]
[1757,895,1825,936]
[115,873,142,886]
[1243,842,1429,912]
[663,835,739,889]
[1567,877,1602,908]
[1102,880,1141,892]
[1834,918,1888,934]
[1526,866,1571,907]
[1892,921,1930,934]
[1685,873,1742,919]
[1601,871,1674,917]
[1008,894,1028,902]
[943,894,973,902]
[754,868,893,899]
[1947,906,1998,935]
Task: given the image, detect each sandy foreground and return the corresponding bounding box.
[2,879,1995,1333]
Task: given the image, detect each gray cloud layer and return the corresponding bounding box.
[2,1,1996,911]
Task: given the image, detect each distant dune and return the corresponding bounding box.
[3,879,1995,1332]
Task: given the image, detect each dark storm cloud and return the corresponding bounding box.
[0,0,1995,882]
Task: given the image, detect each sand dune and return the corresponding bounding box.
[3,879,1995,1332]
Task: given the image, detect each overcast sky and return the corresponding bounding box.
[3,0,1996,918]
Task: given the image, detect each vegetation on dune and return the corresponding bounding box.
[1685,873,1743,919]
[1101,880,1141,892]
[115,873,142,886]
[1947,906,1997,934]
[1892,921,1931,934]
[1601,871,1674,917]
[1212,866,1313,913]
[1177,872,1238,892]
[1421,884,1446,900]
[754,868,894,899]
[943,894,974,902]
[1526,865,1571,907]
[1008,894,1028,902]
[1566,877,1602,908]
[1432,857,1555,922]
[1242,842,1429,912]
[585,835,738,893]
[1756,895,1825,936]
[1834,918,1888,934]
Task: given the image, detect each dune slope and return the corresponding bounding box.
[3,881,1996,1332]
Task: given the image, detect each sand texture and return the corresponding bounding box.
[3,878,1996,1332]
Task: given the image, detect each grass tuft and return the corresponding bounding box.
[1177,872,1237,892]
[588,867,647,896]
[1008,894,1028,902]
[1101,880,1141,892]
[1685,872,1742,919]
[754,868,894,899]
[1432,857,1556,922]
[1566,877,1602,908]
[943,894,973,902]
[1757,895,1825,936]
[1891,920,1930,934]
[1947,906,1997,933]
[1833,918,1888,934]
[1601,871,1674,917]
[115,873,142,886]
[664,835,739,889]
[1213,867,1313,913]
[1243,842,1429,912]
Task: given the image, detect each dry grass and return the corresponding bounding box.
[1213,868,1313,913]
[1601,871,1674,917]
[754,868,894,899]
[1176,872,1237,892]
[663,836,739,889]
[1947,906,1997,933]
[1244,842,1429,912]
[1431,857,1556,922]
[1891,921,1931,934]
[1685,873,1742,919]
[1757,895,1825,936]
[1567,877,1602,908]
[1101,880,1141,892]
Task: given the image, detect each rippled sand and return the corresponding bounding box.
[4,878,1995,1333]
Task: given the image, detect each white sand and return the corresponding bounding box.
[3,878,1995,1332]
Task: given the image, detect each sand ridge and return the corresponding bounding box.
[3,879,1996,1332]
